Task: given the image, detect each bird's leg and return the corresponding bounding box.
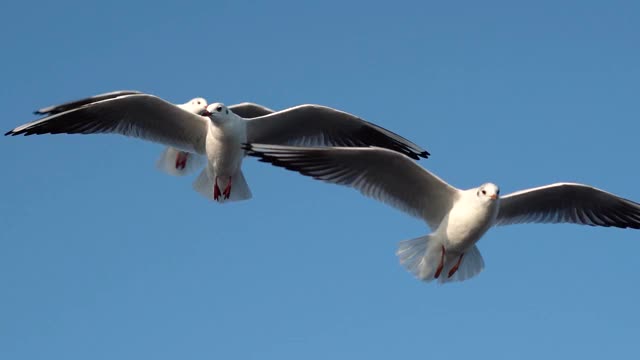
[222,176,233,199]
[434,245,446,279]
[175,152,189,170]
[447,253,465,278]
[213,176,221,201]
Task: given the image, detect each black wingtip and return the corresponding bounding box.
[241,143,257,155]
[4,130,14,136]
[405,149,429,161]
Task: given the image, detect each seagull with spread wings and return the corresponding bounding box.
[6,91,429,202]
[244,144,640,283]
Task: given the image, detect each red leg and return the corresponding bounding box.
[447,254,465,278]
[213,176,221,201]
[222,176,233,199]
[175,152,189,170]
[434,245,445,279]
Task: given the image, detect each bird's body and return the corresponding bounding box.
[399,185,501,280]
[156,98,274,176]
[201,109,249,200]
[160,101,275,177]
[207,111,246,177]
[438,188,499,253]
[244,144,640,283]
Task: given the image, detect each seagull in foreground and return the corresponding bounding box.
[243,144,640,283]
[6,91,429,202]
[30,90,276,177]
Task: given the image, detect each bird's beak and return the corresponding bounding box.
[200,110,212,117]
[490,194,497,200]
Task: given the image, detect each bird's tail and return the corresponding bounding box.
[156,147,205,176]
[226,170,252,202]
[396,235,484,284]
[192,169,252,203]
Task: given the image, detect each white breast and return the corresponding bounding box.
[205,119,247,178]
[437,190,499,252]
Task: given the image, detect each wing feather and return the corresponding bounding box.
[496,182,640,229]
[244,144,457,229]
[7,94,208,154]
[34,90,143,115]
[246,105,429,160]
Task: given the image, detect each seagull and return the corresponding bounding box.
[6,91,430,202]
[30,90,275,177]
[243,144,640,283]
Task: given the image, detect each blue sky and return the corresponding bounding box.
[1,1,639,359]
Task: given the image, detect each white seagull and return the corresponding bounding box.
[243,144,640,283]
[6,91,429,202]
[31,90,275,177]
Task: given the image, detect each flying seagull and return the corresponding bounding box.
[6,91,429,202]
[243,144,640,283]
[30,90,276,177]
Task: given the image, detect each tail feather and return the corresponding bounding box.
[156,147,205,176]
[226,170,252,202]
[192,169,252,203]
[193,169,214,199]
[396,236,484,284]
[397,235,441,282]
[444,245,484,283]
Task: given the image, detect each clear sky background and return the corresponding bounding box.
[1,1,639,359]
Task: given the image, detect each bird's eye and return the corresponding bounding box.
[482,190,486,195]
[197,101,201,105]
[216,106,223,112]
[496,190,500,195]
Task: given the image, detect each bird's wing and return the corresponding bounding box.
[7,93,208,154]
[496,182,640,228]
[244,144,457,228]
[229,102,275,119]
[245,104,429,160]
[33,90,143,115]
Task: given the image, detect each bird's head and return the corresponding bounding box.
[477,183,500,202]
[202,102,231,123]
[184,97,208,115]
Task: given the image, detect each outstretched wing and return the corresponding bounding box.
[246,104,429,160]
[229,102,275,119]
[34,90,143,115]
[7,93,208,154]
[244,144,457,229]
[496,182,640,228]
